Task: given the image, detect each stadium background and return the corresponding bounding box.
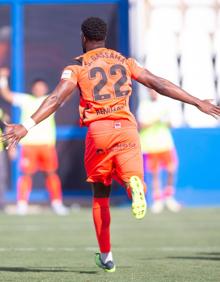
[0,0,220,207]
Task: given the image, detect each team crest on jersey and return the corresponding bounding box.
[61,70,72,79]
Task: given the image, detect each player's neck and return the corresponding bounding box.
[86,42,105,52]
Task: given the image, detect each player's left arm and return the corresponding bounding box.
[136,68,220,118]
[1,79,76,149]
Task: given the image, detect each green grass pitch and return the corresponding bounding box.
[0,207,219,282]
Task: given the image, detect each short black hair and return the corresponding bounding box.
[81,17,107,41]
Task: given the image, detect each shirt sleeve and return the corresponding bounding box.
[126,58,145,80]
[60,65,80,85]
[12,93,31,107]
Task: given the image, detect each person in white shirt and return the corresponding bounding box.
[138,90,181,213]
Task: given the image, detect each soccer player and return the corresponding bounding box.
[138,90,181,213]
[1,17,220,272]
[0,69,68,215]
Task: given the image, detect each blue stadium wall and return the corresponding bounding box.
[172,128,220,207]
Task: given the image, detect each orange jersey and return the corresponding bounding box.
[61,48,144,126]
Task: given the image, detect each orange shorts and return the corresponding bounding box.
[85,119,144,186]
[144,150,178,173]
[20,145,58,174]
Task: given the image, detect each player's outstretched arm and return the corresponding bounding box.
[0,79,76,149]
[0,68,14,104]
[31,80,75,124]
[136,69,220,119]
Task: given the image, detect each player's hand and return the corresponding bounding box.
[197,99,220,119]
[0,68,10,77]
[0,123,27,150]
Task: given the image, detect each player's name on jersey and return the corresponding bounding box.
[85,51,125,67]
[96,104,125,116]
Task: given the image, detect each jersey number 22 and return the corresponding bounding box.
[90,64,129,101]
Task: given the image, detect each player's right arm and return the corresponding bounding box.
[0,68,14,104]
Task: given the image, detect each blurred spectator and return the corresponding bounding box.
[138,89,181,213]
[0,26,10,67]
[0,68,68,215]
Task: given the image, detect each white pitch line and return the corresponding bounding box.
[0,225,80,231]
[0,247,76,252]
[0,248,36,252]
[0,246,145,252]
[0,246,218,253]
[85,247,146,252]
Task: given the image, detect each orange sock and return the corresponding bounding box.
[45,173,62,202]
[163,186,175,197]
[17,175,32,202]
[153,190,163,200]
[92,197,111,253]
[126,186,132,199]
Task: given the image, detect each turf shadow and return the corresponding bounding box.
[198,252,220,256]
[78,271,98,274]
[0,267,98,274]
[167,256,220,261]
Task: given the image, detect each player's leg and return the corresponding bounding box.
[113,125,147,219]
[17,146,35,215]
[151,170,164,214]
[92,182,115,272]
[165,167,175,196]
[146,153,164,214]
[84,123,116,272]
[17,173,33,215]
[40,145,68,215]
[45,171,68,215]
[163,150,181,212]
